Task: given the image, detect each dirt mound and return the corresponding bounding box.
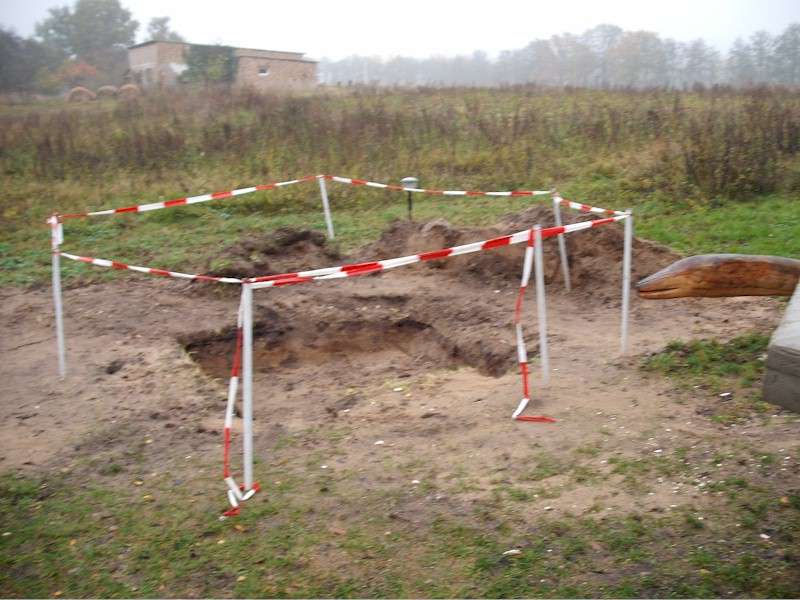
[118,83,141,100]
[361,206,680,300]
[503,206,681,300]
[207,209,678,303]
[207,227,341,279]
[67,86,96,102]
[96,85,118,98]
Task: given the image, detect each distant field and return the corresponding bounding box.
[0,86,798,286]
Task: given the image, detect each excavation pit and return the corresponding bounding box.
[182,293,518,395]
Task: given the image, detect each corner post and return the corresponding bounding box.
[552,195,571,291]
[241,282,255,491]
[49,215,66,378]
[317,175,335,240]
[534,224,550,386]
[620,209,633,355]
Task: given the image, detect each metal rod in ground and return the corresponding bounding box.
[534,224,550,386]
[242,283,254,490]
[552,197,571,292]
[317,176,335,240]
[49,217,66,378]
[620,209,633,355]
[406,191,413,220]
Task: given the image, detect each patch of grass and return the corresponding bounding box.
[635,194,800,258]
[642,333,772,422]
[2,469,799,598]
[522,453,571,482]
[644,333,769,383]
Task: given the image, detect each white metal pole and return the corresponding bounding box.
[49,216,66,378]
[620,209,633,355]
[317,175,335,240]
[552,196,571,292]
[242,283,254,491]
[534,224,550,386]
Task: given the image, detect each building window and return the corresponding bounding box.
[258,65,270,77]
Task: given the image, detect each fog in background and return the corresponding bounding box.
[1,0,800,91]
[3,0,798,59]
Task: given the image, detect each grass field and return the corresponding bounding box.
[1,87,799,598]
[2,466,799,598]
[1,86,798,287]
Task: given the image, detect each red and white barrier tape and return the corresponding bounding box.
[58,252,243,284]
[58,213,627,289]
[248,216,627,289]
[510,230,556,424]
[58,215,626,285]
[554,195,626,217]
[54,175,564,221]
[327,175,552,197]
[221,292,262,517]
[59,176,318,219]
[222,295,244,516]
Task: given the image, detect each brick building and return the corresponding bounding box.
[127,41,317,90]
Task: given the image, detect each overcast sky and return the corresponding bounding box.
[2,0,799,60]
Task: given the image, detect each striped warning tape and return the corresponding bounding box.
[59,176,318,219]
[554,195,627,217]
[54,175,570,221]
[509,229,556,424]
[326,175,552,197]
[247,216,627,289]
[58,215,626,286]
[220,294,262,517]
[58,251,243,284]
[222,295,245,516]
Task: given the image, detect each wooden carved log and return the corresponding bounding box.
[637,254,800,299]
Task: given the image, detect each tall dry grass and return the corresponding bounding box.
[2,85,799,200]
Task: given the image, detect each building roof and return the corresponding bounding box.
[128,40,317,63]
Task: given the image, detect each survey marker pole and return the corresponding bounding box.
[552,195,571,292]
[242,282,255,491]
[534,224,550,386]
[620,209,633,355]
[401,176,419,221]
[317,175,335,240]
[48,215,66,378]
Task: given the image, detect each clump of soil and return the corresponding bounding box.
[208,227,341,279]
[502,206,680,300]
[205,207,678,305]
[202,205,680,302]
[362,205,680,301]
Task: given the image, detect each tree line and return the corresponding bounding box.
[0,0,181,93]
[320,23,800,88]
[2,0,799,94]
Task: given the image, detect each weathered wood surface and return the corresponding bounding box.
[637,254,800,299]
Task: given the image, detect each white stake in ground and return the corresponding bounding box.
[48,215,66,378]
[552,196,571,292]
[620,209,633,354]
[317,175,335,240]
[534,224,550,386]
[241,282,255,491]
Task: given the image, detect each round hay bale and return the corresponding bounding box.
[66,86,96,102]
[118,83,141,100]
[96,85,119,98]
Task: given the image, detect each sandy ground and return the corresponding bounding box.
[1,212,797,520]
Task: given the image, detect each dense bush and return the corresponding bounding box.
[1,85,799,200]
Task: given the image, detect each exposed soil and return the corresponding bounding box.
[207,227,341,281]
[1,211,797,523]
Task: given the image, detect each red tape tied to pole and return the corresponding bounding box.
[516,415,557,423]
